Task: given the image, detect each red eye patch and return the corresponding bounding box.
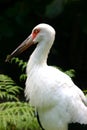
[32,29,40,39]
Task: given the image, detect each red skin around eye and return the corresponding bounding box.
[32,29,40,39]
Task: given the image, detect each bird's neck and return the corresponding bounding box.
[27,40,53,72]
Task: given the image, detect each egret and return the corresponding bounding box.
[6,23,87,130]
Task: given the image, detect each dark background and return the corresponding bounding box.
[0,0,87,129]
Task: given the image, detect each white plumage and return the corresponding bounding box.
[7,23,87,130]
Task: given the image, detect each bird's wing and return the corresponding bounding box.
[50,67,87,124]
[36,111,45,130]
[73,85,87,106]
[59,78,87,124]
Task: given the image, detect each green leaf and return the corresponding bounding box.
[0,74,22,101]
[0,102,41,130]
[20,74,27,81]
[65,69,75,78]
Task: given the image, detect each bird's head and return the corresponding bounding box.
[32,24,55,44]
[6,23,55,62]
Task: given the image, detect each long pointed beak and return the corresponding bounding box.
[5,34,34,62]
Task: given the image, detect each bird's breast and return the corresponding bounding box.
[25,65,63,108]
[25,65,73,110]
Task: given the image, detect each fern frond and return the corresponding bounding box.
[0,74,22,101]
[0,102,41,130]
[11,57,27,72]
[65,69,75,78]
[20,74,27,81]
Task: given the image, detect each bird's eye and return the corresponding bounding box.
[32,29,40,39]
[34,29,40,34]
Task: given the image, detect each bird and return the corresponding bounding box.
[6,23,87,130]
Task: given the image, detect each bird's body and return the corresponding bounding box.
[6,23,87,130]
[25,39,87,130]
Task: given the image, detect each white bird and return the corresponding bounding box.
[6,23,87,130]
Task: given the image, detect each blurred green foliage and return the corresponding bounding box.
[0,74,41,130]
